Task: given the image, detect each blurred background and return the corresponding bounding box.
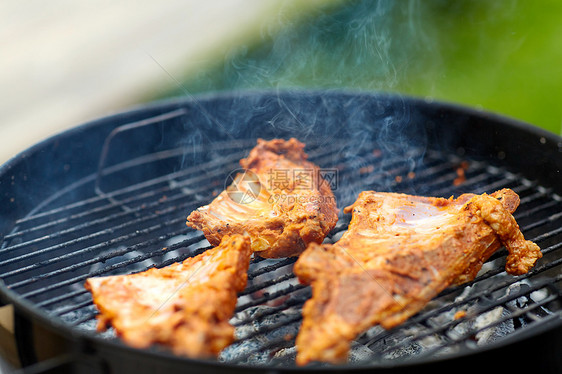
[1,0,561,164]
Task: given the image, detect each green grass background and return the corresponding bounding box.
[151,0,562,135]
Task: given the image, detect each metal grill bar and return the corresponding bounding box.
[4,153,246,241]
[519,188,556,204]
[246,258,297,280]
[1,137,561,369]
[9,194,556,312]
[36,289,91,309]
[227,253,562,363]
[20,237,211,300]
[240,273,298,297]
[13,152,559,316]
[13,140,336,223]
[8,228,197,289]
[1,193,193,257]
[12,140,261,225]
[437,242,562,305]
[29,234,207,307]
[0,212,188,273]
[224,182,562,362]
[1,143,342,255]
[235,284,308,313]
[36,239,296,311]
[52,252,296,319]
[62,262,305,326]
[515,199,560,219]
[369,281,556,357]
[233,317,301,343]
[12,149,450,312]
[400,305,560,363]
[232,295,309,328]
[398,254,562,332]
[59,247,217,326]
[1,146,425,282]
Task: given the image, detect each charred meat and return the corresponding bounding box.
[187,138,338,258]
[85,234,251,358]
[294,189,542,365]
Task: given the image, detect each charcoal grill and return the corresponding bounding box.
[0,90,561,373]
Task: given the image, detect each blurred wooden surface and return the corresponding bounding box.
[0,0,335,163]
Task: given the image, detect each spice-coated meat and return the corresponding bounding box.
[85,234,251,358]
[186,138,338,258]
[294,188,542,365]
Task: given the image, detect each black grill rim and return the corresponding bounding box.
[0,89,561,372]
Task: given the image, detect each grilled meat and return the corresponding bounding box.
[85,234,251,358]
[186,138,338,258]
[294,188,542,365]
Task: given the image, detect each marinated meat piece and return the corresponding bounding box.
[294,188,542,365]
[85,234,251,358]
[187,138,338,258]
